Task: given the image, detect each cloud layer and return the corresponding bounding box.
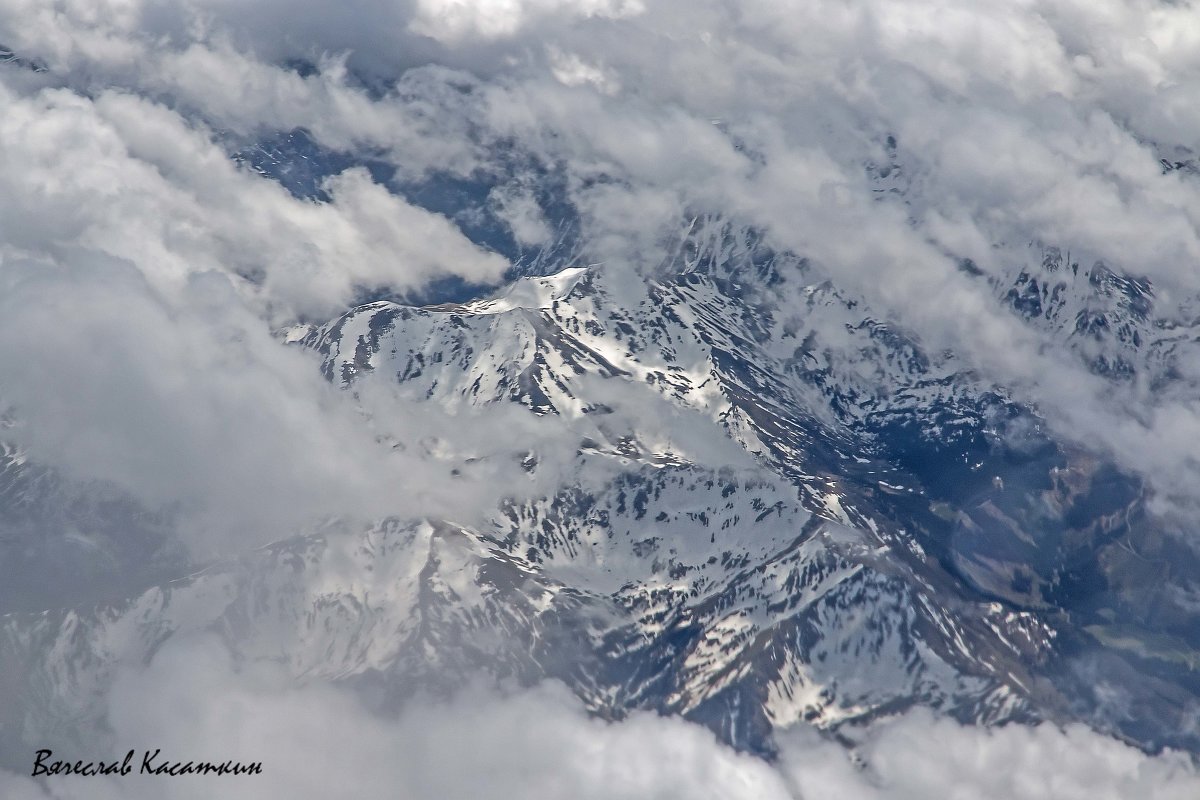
[3,0,1200,518]
[1,1,1199,797]
[3,635,1198,800]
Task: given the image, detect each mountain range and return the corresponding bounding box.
[5,195,1200,763]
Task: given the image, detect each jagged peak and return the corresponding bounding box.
[433,266,591,315]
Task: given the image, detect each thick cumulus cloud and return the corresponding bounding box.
[0,26,519,555]
[0,80,506,316]
[1,635,1198,799]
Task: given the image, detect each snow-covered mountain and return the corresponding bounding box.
[6,221,1200,762]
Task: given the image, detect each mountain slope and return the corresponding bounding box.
[4,246,1200,761]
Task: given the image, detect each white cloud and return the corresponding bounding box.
[490,182,554,245]
[781,711,1200,800]
[0,250,509,555]
[0,635,794,800]
[410,0,645,42]
[2,636,1197,799]
[0,56,524,556]
[0,80,507,317]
